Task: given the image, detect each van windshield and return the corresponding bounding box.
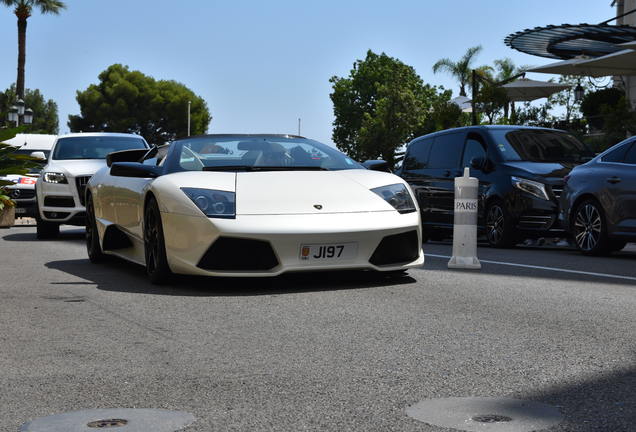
[489,129,594,163]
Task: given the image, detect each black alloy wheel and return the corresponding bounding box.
[573,199,610,255]
[143,197,172,284]
[485,200,517,248]
[85,194,105,263]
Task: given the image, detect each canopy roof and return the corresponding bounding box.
[501,78,570,101]
[529,45,636,77]
[505,24,636,60]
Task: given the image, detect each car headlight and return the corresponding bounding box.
[43,172,67,184]
[511,176,549,201]
[371,183,416,214]
[181,188,236,218]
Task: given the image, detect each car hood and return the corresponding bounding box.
[44,159,106,177]
[159,169,405,216]
[502,161,578,182]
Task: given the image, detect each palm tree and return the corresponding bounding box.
[493,58,529,121]
[432,46,484,97]
[1,0,66,99]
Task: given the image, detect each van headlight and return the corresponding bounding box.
[371,183,416,214]
[181,188,236,218]
[511,176,549,200]
[43,172,67,184]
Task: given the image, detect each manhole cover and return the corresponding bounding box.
[472,414,513,423]
[87,419,128,428]
[406,397,563,432]
[21,408,195,432]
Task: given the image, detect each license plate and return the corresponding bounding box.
[14,207,26,214]
[300,242,357,262]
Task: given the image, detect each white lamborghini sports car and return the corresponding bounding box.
[85,134,424,283]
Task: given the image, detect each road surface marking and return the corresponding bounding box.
[424,253,636,282]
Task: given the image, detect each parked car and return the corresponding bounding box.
[85,134,424,283]
[560,136,636,255]
[35,133,149,239]
[0,134,57,218]
[398,126,594,247]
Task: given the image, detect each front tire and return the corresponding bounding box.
[485,200,517,248]
[572,199,611,255]
[35,205,59,240]
[85,194,105,263]
[144,197,172,284]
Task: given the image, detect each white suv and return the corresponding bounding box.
[36,132,149,239]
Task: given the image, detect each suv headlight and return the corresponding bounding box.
[511,176,549,201]
[43,172,67,184]
[371,183,416,214]
[181,188,235,218]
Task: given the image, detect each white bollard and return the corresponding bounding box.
[448,167,481,270]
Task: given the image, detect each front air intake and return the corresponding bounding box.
[197,237,279,271]
[369,230,419,266]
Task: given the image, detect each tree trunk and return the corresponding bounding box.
[16,16,27,100]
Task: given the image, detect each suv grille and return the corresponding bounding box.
[75,176,91,206]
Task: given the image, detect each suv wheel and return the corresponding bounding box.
[573,199,611,255]
[485,200,517,248]
[35,205,59,240]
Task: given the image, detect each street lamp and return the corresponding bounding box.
[574,83,585,102]
[6,99,34,127]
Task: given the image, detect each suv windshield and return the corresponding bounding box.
[489,129,594,163]
[52,136,147,160]
[168,136,362,172]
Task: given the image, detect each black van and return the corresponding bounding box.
[397,126,594,247]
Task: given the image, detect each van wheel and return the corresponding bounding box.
[485,200,517,248]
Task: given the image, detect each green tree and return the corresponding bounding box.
[1,0,66,99]
[493,58,528,120]
[432,46,484,97]
[68,64,212,144]
[0,84,58,133]
[330,50,448,167]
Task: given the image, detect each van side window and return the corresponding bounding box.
[461,134,487,168]
[403,138,433,172]
[428,133,463,169]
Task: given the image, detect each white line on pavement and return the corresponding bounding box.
[424,253,636,282]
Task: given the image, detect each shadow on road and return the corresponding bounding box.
[45,257,416,297]
[519,365,636,431]
[2,229,85,243]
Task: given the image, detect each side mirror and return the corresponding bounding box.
[362,159,391,172]
[30,151,46,160]
[106,148,151,167]
[470,157,489,172]
[110,162,161,178]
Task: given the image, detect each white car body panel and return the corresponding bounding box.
[88,165,424,277]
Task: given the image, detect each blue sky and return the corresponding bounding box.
[0,0,613,144]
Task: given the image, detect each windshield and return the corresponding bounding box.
[489,129,594,163]
[52,136,147,160]
[168,136,363,172]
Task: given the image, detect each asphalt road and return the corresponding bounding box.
[1,226,634,431]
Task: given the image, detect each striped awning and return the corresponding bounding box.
[505,24,636,60]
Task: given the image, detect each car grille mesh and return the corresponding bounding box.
[75,176,91,206]
[369,230,419,266]
[197,237,279,271]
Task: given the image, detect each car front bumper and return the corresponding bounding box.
[36,176,91,225]
[160,210,424,277]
